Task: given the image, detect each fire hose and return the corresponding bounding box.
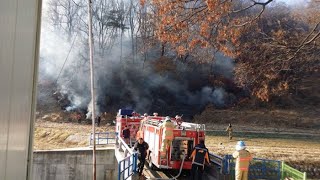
[146,154,186,180]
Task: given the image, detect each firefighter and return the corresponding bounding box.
[175,115,182,128]
[226,123,233,140]
[160,116,175,158]
[232,141,253,180]
[137,114,147,139]
[134,138,149,176]
[190,140,210,180]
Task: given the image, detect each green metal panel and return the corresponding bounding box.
[281,162,307,180]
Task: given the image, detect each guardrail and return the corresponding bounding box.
[209,153,223,166]
[208,153,230,174]
[89,132,117,145]
[116,135,138,180]
[225,155,281,180]
[251,158,281,180]
[281,162,307,180]
[118,153,138,180]
[116,135,136,157]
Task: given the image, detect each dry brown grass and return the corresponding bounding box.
[194,106,320,130]
[33,119,114,150]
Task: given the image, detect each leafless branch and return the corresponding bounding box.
[287,21,320,61]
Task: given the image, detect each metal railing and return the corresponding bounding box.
[116,135,135,157]
[118,153,138,180]
[209,153,224,166]
[116,135,138,180]
[89,132,117,145]
[224,155,282,180]
[281,162,307,180]
[208,153,231,174]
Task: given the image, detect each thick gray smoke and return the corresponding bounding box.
[38,1,237,119]
[39,31,236,118]
[39,25,91,112]
[213,52,234,79]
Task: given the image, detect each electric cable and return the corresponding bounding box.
[55,33,78,84]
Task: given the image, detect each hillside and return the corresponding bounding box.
[194,105,320,131]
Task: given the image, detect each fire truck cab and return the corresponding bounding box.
[137,115,206,170]
[115,109,143,146]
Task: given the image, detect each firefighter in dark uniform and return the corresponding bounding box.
[134,138,149,176]
[190,140,210,180]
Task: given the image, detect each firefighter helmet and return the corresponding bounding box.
[144,113,148,117]
[236,141,246,151]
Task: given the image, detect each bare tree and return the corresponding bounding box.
[234,4,320,102]
[47,0,84,40]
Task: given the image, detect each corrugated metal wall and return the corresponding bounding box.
[0,0,41,179]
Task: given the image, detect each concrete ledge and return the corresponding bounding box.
[34,146,115,152]
[33,147,117,180]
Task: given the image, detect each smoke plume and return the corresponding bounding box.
[38,2,239,120]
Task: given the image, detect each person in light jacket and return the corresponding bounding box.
[232,141,253,180]
[160,116,174,158]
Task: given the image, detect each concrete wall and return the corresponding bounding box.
[33,148,118,180]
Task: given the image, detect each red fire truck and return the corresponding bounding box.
[115,109,143,146]
[136,115,206,170]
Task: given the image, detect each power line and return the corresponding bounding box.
[55,33,78,84]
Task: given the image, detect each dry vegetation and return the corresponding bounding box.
[194,105,320,130]
[34,116,114,150]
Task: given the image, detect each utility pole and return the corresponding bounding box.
[87,0,96,180]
